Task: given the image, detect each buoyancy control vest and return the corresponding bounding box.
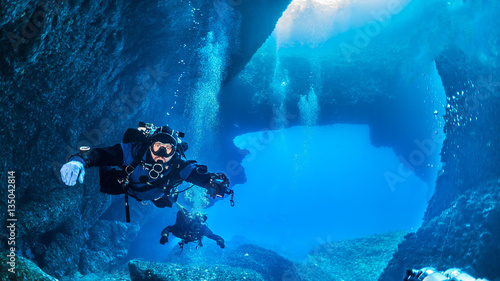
[118,122,190,222]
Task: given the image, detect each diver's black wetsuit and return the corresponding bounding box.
[161,207,224,247]
[71,142,216,207]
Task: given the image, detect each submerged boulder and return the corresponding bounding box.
[225,244,299,281]
[128,259,265,281]
[149,242,299,281]
[41,230,84,278]
[80,220,140,274]
[380,179,500,281]
[298,231,407,281]
[0,251,57,281]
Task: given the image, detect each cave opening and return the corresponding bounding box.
[207,124,431,260]
[127,0,452,265]
[211,0,449,261]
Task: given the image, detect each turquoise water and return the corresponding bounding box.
[128,0,495,274]
[161,0,457,262]
[208,124,430,260]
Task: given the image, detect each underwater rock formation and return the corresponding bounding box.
[80,220,140,274]
[13,183,113,278]
[2,0,499,280]
[380,45,500,281]
[224,244,298,281]
[0,251,57,281]
[128,259,265,281]
[131,243,297,281]
[381,180,500,280]
[153,235,406,281]
[0,0,291,278]
[298,231,407,281]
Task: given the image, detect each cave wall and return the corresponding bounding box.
[379,47,500,281]
[2,0,498,279]
[217,29,445,190]
[0,0,291,277]
[379,0,500,279]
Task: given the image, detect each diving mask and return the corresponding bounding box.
[151,141,175,158]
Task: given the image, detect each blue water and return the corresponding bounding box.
[207,124,429,260]
[150,0,455,262]
[131,0,498,267]
[4,0,498,279]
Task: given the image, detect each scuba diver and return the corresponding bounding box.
[60,122,233,222]
[160,202,225,249]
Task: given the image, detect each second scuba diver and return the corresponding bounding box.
[160,202,225,249]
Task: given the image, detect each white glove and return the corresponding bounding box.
[60,161,85,186]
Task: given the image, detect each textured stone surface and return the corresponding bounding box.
[380,180,500,281]
[225,244,298,281]
[128,259,265,281]
[298,231,407,281]
[2,1,499,280]
[380,16,500,281]
[79,220,140,274]
[160,242,299,281]
[0,251,58,281]
[60,270,131,281]
[0,0,291,278]
[379,1,500,279]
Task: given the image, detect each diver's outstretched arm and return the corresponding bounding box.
[153,194,176,208]
[182,165,229,199]
[201,225,224,244]
[160,226,173,245]
[161,226,173,237]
